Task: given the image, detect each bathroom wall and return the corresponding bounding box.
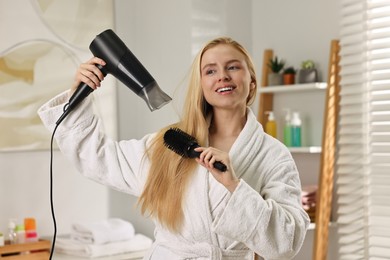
[0,0,115,237]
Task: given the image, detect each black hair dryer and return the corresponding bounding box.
[56,29,172,125]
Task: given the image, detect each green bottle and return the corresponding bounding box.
[291,112,302,147]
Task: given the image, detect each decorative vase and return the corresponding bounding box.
[283,74,295,85]
[298,69,318,83]
[268,73,283,86]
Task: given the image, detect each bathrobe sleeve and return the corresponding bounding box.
[212,129,310,259]
[38,91,151,196]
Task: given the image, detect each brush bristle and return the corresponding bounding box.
[163,127,198,158]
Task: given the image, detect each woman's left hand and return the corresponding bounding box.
[194,147,239,192]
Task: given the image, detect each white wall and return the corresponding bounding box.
[0,0,114,238]
[0,150,109,237]
[252,0,340,81]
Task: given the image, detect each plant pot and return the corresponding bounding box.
[298,69,318,83]
[283,74,295,85]
[268,73,283,86]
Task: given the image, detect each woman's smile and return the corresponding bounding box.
[216,85,236,94]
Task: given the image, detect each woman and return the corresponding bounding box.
[38,37,309,259]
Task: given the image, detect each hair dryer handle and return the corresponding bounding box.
[56,65,107,125]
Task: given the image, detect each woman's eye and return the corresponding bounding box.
[206,69,215,75]
[228,65,239,70]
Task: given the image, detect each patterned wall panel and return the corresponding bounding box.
[0,0,116,151]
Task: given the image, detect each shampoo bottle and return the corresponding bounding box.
[291,111,302,147]
[283,109,292,147]
[265,111,277,138]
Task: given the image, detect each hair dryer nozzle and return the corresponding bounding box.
[139,82,172,111]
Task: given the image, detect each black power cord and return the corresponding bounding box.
[48,103,69,259]
[49,123,59,259]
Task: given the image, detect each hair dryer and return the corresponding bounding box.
[56,29,172,125]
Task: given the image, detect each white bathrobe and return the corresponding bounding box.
[38,91,310,260]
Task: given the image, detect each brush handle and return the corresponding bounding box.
[212,161,228,172]
[189,146,227,172]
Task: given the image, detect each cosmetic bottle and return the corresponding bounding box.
[291,112,302,147]
[0,232,4,246]
[7,219,17,244]
[24,218,39,243]
[15,224,26,244]
[265,111,277,138]
[283,109,292,147]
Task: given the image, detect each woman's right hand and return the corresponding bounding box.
[70,57,106,96]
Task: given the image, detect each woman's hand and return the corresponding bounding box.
[194,147,239,193]
[70,57,106,97]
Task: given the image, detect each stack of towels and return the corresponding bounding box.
[56,218,153,258]
[301,185,317,223]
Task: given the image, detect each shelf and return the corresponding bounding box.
[289,146,322,154]
[308,222,337,231]
[258,82,327,94]
[308,223,316,230]
[0,239,51,259]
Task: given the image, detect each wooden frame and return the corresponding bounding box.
[312,39,340,260]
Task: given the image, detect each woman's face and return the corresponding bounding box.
[200,44,254,111]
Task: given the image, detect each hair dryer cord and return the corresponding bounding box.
[49,123,59,259]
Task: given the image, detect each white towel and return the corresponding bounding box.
[71,218,135,244]
[56,233,153,258]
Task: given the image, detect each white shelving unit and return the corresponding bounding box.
[257,43,340,259]
[289,146,322,154]
[258,82,327,94]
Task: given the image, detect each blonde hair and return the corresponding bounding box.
[138,37,257,232]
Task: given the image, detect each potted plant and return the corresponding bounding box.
[267,56,285,86]
[283,66,296,85]
[298,60,318,83]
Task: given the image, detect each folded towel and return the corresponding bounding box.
[71,218,135,244]
[56,233,153,258]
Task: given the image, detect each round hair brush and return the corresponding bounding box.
[163,127,227,172]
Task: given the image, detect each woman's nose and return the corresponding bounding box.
[218,71,231,82]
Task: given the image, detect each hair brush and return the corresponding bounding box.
[163,127,227,172]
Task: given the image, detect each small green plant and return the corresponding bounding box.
[268,56,285,73]
[301,60,315,70]
[283,66,296,75]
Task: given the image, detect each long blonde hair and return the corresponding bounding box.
[138,37,257,232]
